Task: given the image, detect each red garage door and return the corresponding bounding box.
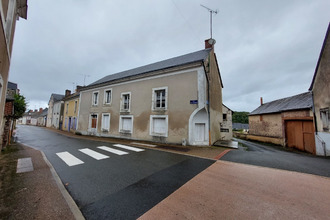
[286,120,315,154]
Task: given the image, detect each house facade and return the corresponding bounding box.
[52,99,64,129]
[221,104,233,140]
[0,0,27,149]
[249,93,315,154]
[309,23,330,156]
[77,40,223,146]
[37,108,48,126]
[63,90,80,133]
[46,93,64,128]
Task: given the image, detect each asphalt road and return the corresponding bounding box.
[221,138,330,177]
[15,125,214,219]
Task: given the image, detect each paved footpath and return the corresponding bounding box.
[139,160,330,219]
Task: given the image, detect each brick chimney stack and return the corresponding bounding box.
[39,108,43,112]
[205,38,216,49]
[75,85,83,93]
[65,89,71,97]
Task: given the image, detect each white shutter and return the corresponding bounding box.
[122,117,132,131]
[153,118,166,134]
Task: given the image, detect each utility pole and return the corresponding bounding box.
[200,4,218,39]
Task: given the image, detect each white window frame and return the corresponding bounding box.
[120,92,131,112]
[66,103,69,114]
[104,89,112,105]
[74,100,78,113]
[152,87,168,111]
[320,108,329,132]
[149,115,168,137]
[92,91,99,106]
[101,113,111,132]
[119,115,133,133]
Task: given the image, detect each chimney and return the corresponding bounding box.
[260,97,263,105]
[65,89,71,97]
[75,85,83,93]
[34,109,38,112]
[205,38,216,49]
[39,108,43,112]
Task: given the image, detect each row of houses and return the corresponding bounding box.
[32,40,233,146]
[248,23,330,156]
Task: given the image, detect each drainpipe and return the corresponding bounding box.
[202,59,211,146]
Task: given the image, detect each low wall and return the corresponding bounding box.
[246,134,285,146]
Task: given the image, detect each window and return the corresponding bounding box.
[120,92,131,112]
[92,91,99,106]
[152,87,168,110]
[223,114,227,121]
[104,89,112,105]
[101,113,110,132]
[66,103,69,114]
[74,100,78,113]
[150,115,168,137]
[320,108,329,132]
[64,117,67,128]
[119,115,133,133]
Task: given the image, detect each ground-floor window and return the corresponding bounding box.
[119,115,133,133]
[90,114,98,129]
[320,108,329,132]
[150,115,168,137]
[101,113,110,132]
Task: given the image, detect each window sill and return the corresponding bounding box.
[151,133,167,137]
[120,130,132,134]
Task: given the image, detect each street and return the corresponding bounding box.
[15,125,214,219]
[15,125,330,219]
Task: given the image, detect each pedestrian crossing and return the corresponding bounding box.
[56,144,144,167]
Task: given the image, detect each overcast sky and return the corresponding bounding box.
[9,0,330,112]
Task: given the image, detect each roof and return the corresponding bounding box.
[88,48,212,87]
[7,81,17,90]
[51,94,65,102]
[249,92,313,115]
[309,22,330,91]
[233,123,249,130]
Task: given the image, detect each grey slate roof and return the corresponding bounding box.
[233,123,249,130]
[250,92,313,115]
[52,94,64,102]
[7,81,17,90]
[89,48,211,87]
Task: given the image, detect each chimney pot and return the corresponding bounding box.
[65,89,71,97]
[39,108,43,112]
[260,97,263,105]
[205,38,216,49]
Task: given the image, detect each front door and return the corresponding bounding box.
[68,117,71,132]
[195,123,205,142]
[90,114,98,133]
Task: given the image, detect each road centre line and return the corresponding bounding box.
[113,144,145,152]
[56,152,84,166]
[97,146,128,155]
[79,148,109,160]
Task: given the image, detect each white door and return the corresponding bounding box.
[195,123,205,142]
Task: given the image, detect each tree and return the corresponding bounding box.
[13,94,27,119]
[232,111,249,124]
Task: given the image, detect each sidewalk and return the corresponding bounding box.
[0,143,82,219]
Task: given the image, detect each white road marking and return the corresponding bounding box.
[17,157,34,173]
[131,142,157,147]
[56,152,84,167]
[97,146,128,155]
[79,148,109,160]
[113,144,145,152]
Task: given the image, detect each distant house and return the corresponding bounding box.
[47,93,64,129]
[37,108,48,127]
[62,87,82,133]
[221,104,233,140]
[232,123,249,132]
[249,92,315,154]
[77,39,224,146]
[309,23,330,156]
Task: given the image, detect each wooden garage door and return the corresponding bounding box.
[286,120,315,154]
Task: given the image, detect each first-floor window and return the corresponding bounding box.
[120,92,131,112]
[119,115,133,133]
[150,115,168,137]
[101,113,110,132]
[320,108,329,132]
[152,87,168,110]
[92,91,99,106]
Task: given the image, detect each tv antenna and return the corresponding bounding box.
[200,4,218,39]
[80,74,90,86]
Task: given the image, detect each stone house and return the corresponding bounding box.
[77,40,224,146]
[37,108,48,127]
[0,0,27,149]
[62,88,81,133]
[249,93,315,154]
[221,104,233,140]
[47,93,64,128]
[309,22,330,156]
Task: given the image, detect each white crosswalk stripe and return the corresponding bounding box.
[113,144,145,152]
[97,146,128,155]
[79,148,109,160]
[56,152,84,166]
